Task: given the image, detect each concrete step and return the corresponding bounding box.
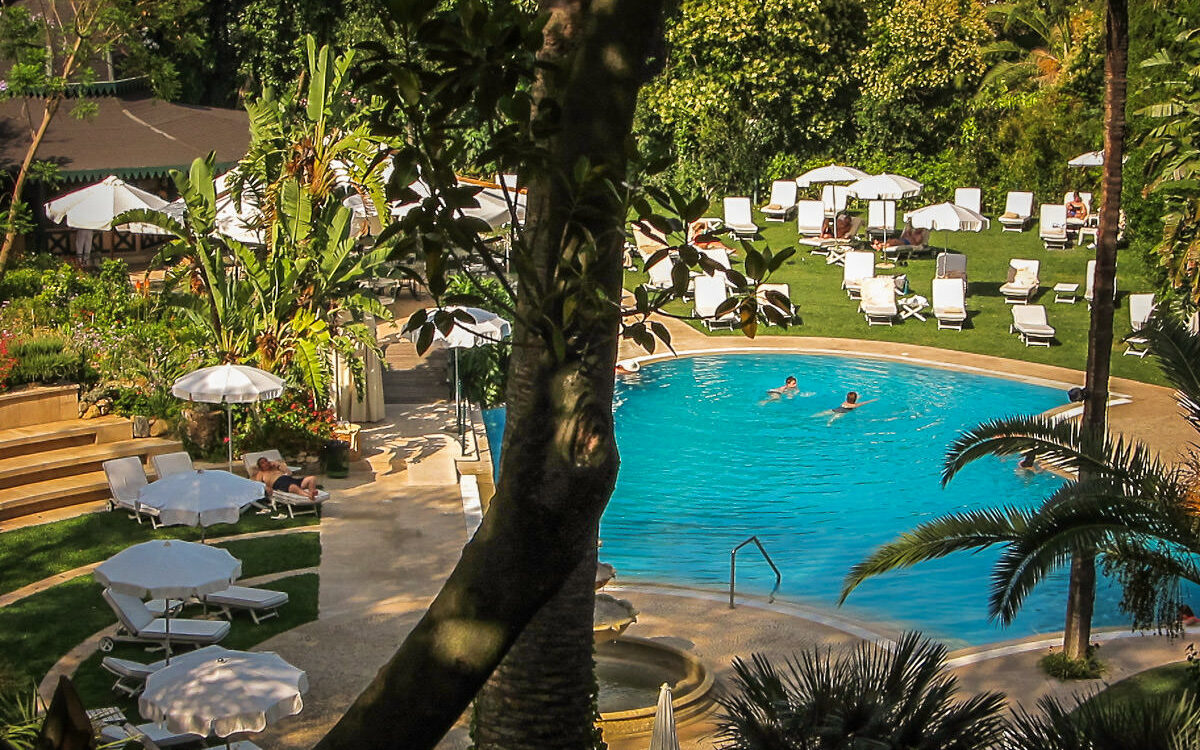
[0,438,180,491]
[0,385,79,430]
[0,470,117,521]
[0,416,132,460]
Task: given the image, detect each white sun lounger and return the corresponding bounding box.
[101,589,230,652]
[99,721,206,748]
[932,278,967,331]
[1010,305,1056,347]
[866,200,896,240]
[204,585,289,624]
[1084,259,1118,305]
[1039,203,1070,250]
[998,191,1034,232]
[954,187,981,214]
[795,200,825,237]
[761,180,798,222]
[100,656,159,697]
[692,274,738,330]
[150,451,193,479]
[723,197,759,239]
[756,283,796,326]
[1000,259,1040,304]
[842,251,875,299]
[102,457,160,527]
[821,184,849,217]
[243,449,329,518]
[935,252,968,291]
[858,276,899,326]
[1124,293,1156,357]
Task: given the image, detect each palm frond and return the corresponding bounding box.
[840,506,1032,602]
[1146,310,1200,433]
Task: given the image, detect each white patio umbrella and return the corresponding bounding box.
[846,173,923,200]
[904,202,990,251]
[795,164,869,188]
[649,682,680,750]
[137,471,264,540]
[95,540,240,660]
[44,175,170,233]
[389,179,519,230]
[140,647,307,745]
[404,306,512,452]
[172,364,286,471]
[1068,150,1105,168]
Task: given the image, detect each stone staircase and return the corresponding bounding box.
[382,341,450,404]
[0,385,182,521]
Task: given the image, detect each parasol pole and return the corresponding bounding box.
[226,401,234,473]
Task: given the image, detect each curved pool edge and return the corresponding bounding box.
[623,346,1132,409]
[604,580,1188,670]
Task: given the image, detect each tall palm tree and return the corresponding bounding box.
[715,632,1008,750]
[841,314,1200,652]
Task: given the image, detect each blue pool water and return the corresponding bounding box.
[484,353,1129,646]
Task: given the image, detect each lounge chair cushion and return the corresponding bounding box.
[1014,268,1037,286]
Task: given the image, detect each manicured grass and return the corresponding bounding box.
[214,532,321,579]
[71,573,319,716]
[0,534,318,688]
[0,510,318,596]
[1087,662,1195,707]
[628,208,1167,386]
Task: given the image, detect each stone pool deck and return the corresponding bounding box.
[247,318,1195,748]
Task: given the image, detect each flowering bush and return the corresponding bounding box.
[241,392,337,456]
[0,332,16,391]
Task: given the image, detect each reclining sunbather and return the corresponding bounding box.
[253,456,319,500]
[873,224,927,251]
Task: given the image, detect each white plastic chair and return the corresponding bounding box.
[102,457,158,526]
[932,278,967,331]
[820,184,849,216]
[756,283,796,325]
[1084,259,1118,305]
[1124,293,1156,357]
[1010,305,1056,347]
[1039,204,1069,250]
[866,200,896,240]
[1000,259,1040,304]
[692,275,738,330]
[859,276,898,326]
[841,251,875,299]
[150,451,193,479]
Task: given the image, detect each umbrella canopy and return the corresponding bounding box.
[389,179,521,230]
[140,648,307,738]
[406,307,512,350]
[795,165,869,187]
[172,364,285,404]
[847,173,923,200]
[95,539,240,600]
[649,683,680,750]
[44,175,169,233]
[904,202,990,232]
[138,471,263,534]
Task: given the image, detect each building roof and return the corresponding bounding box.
[0,94,249,181]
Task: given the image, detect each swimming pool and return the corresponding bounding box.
[485,352,1127,646]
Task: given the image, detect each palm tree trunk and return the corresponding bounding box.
[473,549,600,750]
[1065,0,1127,661]
[312,3,664,747]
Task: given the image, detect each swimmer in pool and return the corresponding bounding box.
[821,391,876,423]
[761,376,799,404]
[1016,449,1039,473]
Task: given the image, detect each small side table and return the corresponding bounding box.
[1053,282,1079,304]
[899,295,928,321]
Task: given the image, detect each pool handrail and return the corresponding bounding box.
[729,535,782,609]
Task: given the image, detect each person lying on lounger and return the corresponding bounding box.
[820,214,853,239]
[253,456,319,500]
[873,224,928,251]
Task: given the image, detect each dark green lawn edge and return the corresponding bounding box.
[0,510,318,596]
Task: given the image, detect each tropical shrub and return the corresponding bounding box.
[716,632,1007,750]
[6,334,88,386]
[1041,644,1105,680]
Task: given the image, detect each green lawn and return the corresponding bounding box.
[628,208,1166,386]
[1087,662,1194,707]
[69,573,319,715]
[0,510,318,596]
[0,530,319,695]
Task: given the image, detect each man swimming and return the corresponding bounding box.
[822,391,876,423]
[761,376,799,404]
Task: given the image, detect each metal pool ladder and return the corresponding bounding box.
[729,536,782,609]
